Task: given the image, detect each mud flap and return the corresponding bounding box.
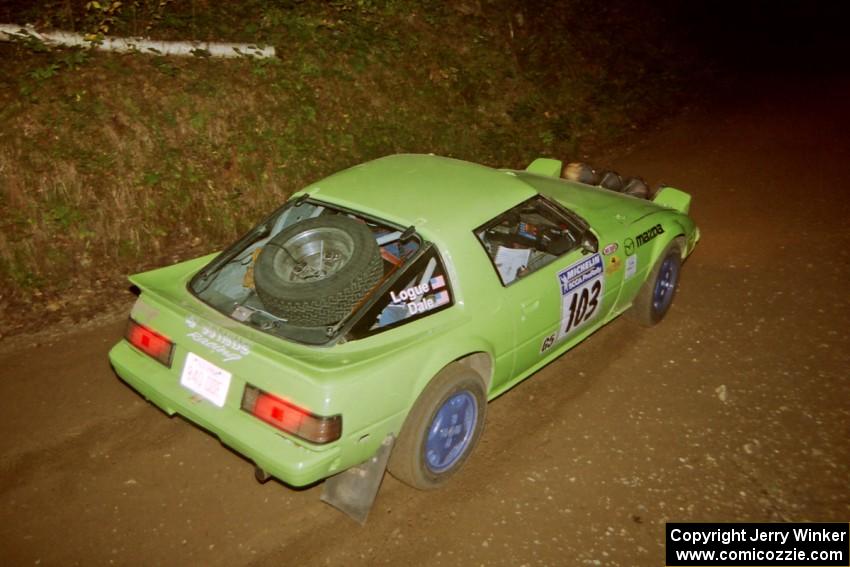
[320,434,395,525]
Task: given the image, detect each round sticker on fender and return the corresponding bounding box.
[603,242,618,255]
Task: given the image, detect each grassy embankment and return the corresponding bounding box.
[0,1,694,334]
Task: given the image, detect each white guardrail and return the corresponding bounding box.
[0,23,276,58]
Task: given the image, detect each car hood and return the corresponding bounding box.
[514,171,675,229]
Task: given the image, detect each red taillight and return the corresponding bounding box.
[125,319,174,367]
[241,385,341,444]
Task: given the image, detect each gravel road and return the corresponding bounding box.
[1,75,847,567]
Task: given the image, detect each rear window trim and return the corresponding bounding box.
[345,243,455,341]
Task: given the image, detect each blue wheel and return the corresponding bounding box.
[628,239,683,326]
[651,255,680,316]
[425,391,479,474]
[388,365,487,489]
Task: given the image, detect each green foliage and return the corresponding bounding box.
[83,1,125,41]
[29,62,60,81]
[0,0,696,322]
[48,203,83,228]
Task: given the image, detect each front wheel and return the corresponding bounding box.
[627,239,683,326]
[388,364,487,490]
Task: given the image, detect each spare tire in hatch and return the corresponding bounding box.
[254,215,384,326]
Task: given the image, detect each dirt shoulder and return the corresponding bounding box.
[1,74,848,566]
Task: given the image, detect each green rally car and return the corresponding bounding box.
[109,154,698,521]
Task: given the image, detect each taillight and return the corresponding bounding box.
[125,318,174,367]
[241,385,341,444]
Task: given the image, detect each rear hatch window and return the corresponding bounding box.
[189,198,428,345]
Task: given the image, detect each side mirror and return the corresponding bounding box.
[580,232,598,255]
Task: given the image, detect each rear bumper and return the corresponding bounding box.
[108,340,341,487]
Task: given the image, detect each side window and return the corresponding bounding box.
[348,247,453,339]
[475,196,582,286]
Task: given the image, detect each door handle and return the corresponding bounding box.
[521,299,540,314]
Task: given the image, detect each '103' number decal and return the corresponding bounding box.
[563,280,601,334]
[541,253,606,354]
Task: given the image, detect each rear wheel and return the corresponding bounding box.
[388,364,487,490]
[627,239,683,326]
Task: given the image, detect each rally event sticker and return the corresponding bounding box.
[540,253,605,354]
[625,254,638,279]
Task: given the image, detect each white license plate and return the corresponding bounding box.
[180,352,232,407]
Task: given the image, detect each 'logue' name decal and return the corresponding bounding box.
[390,276,449,315]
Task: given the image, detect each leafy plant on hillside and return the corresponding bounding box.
[0,0,697,334]
[83,0,125,41]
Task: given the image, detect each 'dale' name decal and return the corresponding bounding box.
[389,275,450,315]
[540,253,605,354]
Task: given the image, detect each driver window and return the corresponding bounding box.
[475,196,581,285]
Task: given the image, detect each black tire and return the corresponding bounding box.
[562,162,599,185]
[254,215,383,326]
[598,170,623,191]
[388,364,487,490]
[627,238,683,326]
[622,176,650,199]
